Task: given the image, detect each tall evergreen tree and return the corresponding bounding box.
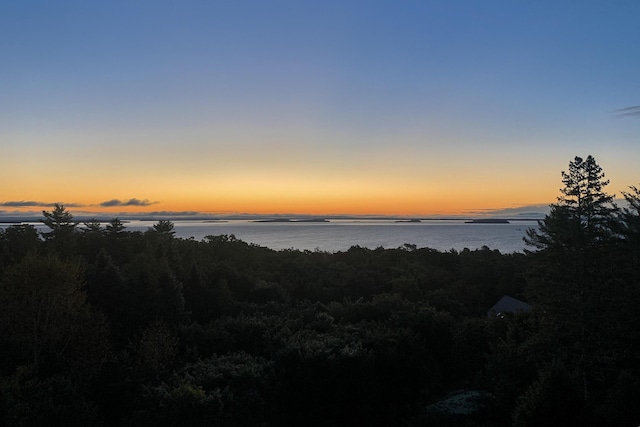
[151,220,175,236]
[105,218,126,235]
[525,155,616,267]
[81,218,103,234]
[40,203,78,241]
[618,185,640,266]
[523,155,619,413]
[40,204,78,255]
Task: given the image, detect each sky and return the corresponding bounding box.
[2,0,639,217]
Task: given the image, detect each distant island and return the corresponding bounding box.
[252,218,329,223]
[465,218,510,224]
[395,219,422,223]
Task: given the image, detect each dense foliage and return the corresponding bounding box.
[1,156,639,426]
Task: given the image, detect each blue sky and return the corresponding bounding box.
[2,1,639,216]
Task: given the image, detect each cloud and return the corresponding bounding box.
[0,200,44,207]
[145,211,199,216]
[466,204,551,218]
[99,198,156,207]
[1,199,158,209]
[0,200,86,208]
[124,211,201,217]
[615,106,640,118]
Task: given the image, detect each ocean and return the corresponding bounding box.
[131,219,538,253]
[1,219,539,253]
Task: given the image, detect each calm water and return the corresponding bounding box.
[1,219,538,253]
[135,219,537,253]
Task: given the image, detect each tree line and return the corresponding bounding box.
[0,155,639,426]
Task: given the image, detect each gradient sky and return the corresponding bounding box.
[2,1,639,216]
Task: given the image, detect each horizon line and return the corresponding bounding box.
[0,210,549,223]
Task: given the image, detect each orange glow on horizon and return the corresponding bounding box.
[1,170,560,217]
[1,193,554,218]
[1,144,563,217]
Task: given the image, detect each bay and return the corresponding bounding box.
[127,219,537,253]
[1,219,538,253]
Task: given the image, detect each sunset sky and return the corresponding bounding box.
[2,1,639,217]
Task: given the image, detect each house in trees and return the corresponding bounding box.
[487,295,532,318]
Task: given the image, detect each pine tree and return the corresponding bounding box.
[40,203,78,241]
[40,204,78,255]
[105,218,126,236]
[618,185,640,266]
[523,155,619,411]
[152,220,175,236]
[525,155,615,265]
[82,218,103,234]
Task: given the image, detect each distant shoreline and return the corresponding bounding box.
[464,218,510,224]
[252,218,329,223]
[1,216,541,224]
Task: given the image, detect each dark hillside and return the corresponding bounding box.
[1,159,639,426]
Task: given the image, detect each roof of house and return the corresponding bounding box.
[487,295,532,318]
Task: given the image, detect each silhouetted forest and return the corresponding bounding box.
[1,155,639,426]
